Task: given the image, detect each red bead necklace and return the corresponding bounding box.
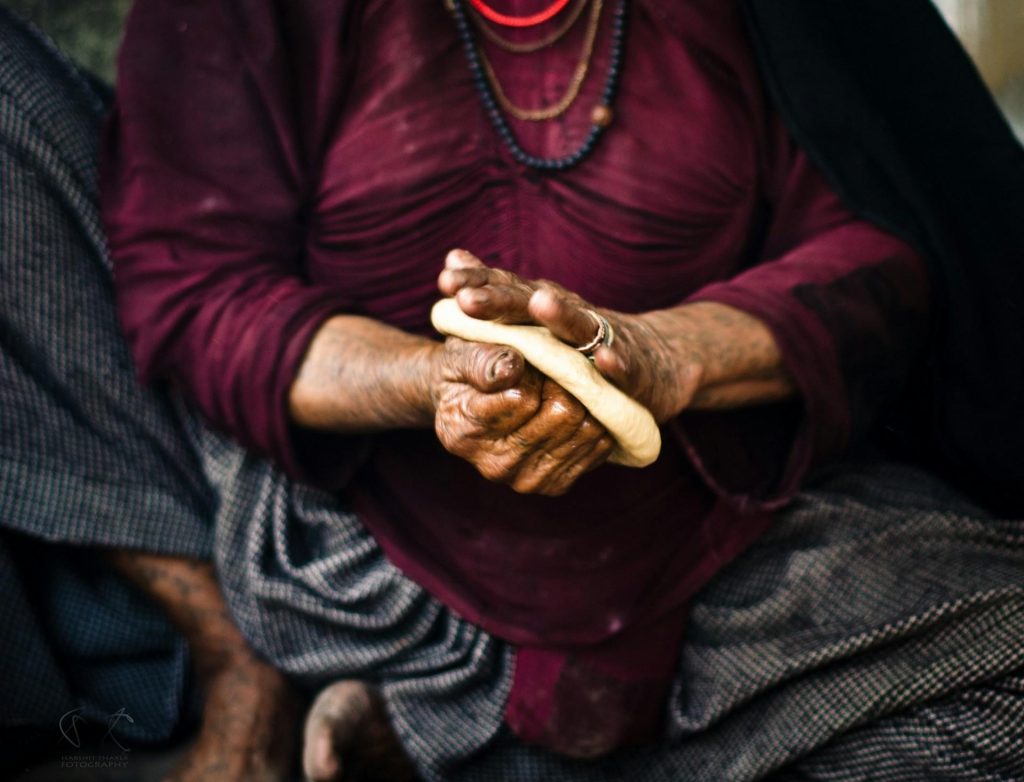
[468,0,572,28]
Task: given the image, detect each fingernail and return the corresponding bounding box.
[470,290,488,305]
[493,351,515,379]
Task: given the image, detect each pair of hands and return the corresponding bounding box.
[429,250,705,496]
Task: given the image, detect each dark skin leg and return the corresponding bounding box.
[107,551,302,782]
[303,680,416,782]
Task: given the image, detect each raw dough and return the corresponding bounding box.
[431,298,661,467]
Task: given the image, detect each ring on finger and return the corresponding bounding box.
[574,309,615,356]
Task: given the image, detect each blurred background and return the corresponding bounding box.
[934,0,1024,136]
[4,0,130,83]
[3,0,1023,138]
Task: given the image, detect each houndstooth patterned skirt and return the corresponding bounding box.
[2,7,1024,780]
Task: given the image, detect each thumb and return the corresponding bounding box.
[456,342,525,393]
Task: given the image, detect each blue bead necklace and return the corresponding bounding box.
[448,0,628,172]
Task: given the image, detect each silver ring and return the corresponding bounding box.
[575,310,615,356]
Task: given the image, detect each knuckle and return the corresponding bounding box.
[507,430,535,450]
[511,476,542,494]
[476,460,509,483]
[547,397,584,426]
[494,269,519,287]
[510,452,555,494]
[576,416,602,436]
[477,451,520,483]
[511,465,553,495]
[595,435,616,457]
[457,395,483,425]
[535,279,566,296]
[465,347,495,382]
[546,399,572,422]
[537,481,570,497]
[435,419,471,453]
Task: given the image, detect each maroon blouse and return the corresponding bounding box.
[101,0,929,753]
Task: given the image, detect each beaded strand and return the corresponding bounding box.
[449,0,628,172]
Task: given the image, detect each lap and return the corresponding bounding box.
[671,461,1024,780]
[447,462,1024,781]
[773,671,1024,780]
[195,421,512,777]
[210,442,1024,780]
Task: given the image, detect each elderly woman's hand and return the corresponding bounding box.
[292,249,790,496]
[438,250,709,423]
[429,337,616,496]
[290,308,616,494]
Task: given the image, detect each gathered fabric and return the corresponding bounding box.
[3,5,1024,781]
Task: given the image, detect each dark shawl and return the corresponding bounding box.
[741,0,1024,515]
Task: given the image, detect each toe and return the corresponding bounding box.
[302,716,342,781]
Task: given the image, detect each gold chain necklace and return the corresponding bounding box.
[475,0,604,122]
[469,0,590,54]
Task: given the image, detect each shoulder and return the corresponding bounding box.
[635,0,747,48]
[119,0,357,70]
[634,0,760,91]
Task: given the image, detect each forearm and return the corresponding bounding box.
[288,315,438,433]
[639,301,795,413]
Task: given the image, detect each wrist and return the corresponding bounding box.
[410,341,444,424]
[632,308,709,420]
[645,300,794,412]
[289,315,442,432]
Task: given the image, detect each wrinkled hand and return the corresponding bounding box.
[438,249,706,423]
[429,337,616,496]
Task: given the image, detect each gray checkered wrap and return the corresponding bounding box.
[0,6,201,746]
[0,5,213,558]
[3,8,1024,780]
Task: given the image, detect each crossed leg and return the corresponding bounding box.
[108,551,416,782]
[107,552,301,782]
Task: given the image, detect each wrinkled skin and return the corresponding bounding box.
[437,249,710,422]
[428,248,708,495]
[108,552,301,782]
[429,335,617,496]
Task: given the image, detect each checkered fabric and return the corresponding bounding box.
[0,7,213,558]
[0,6,203,745]
[3,7,1024,780]
[448,465,1024,781]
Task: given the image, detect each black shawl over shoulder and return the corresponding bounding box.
[740,0,1024,515]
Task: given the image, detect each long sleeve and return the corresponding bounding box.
[100,0,357,484]
[678,117,930,509]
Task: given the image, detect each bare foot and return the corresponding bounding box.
[303,680,416,782]
[164,653,301,782]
